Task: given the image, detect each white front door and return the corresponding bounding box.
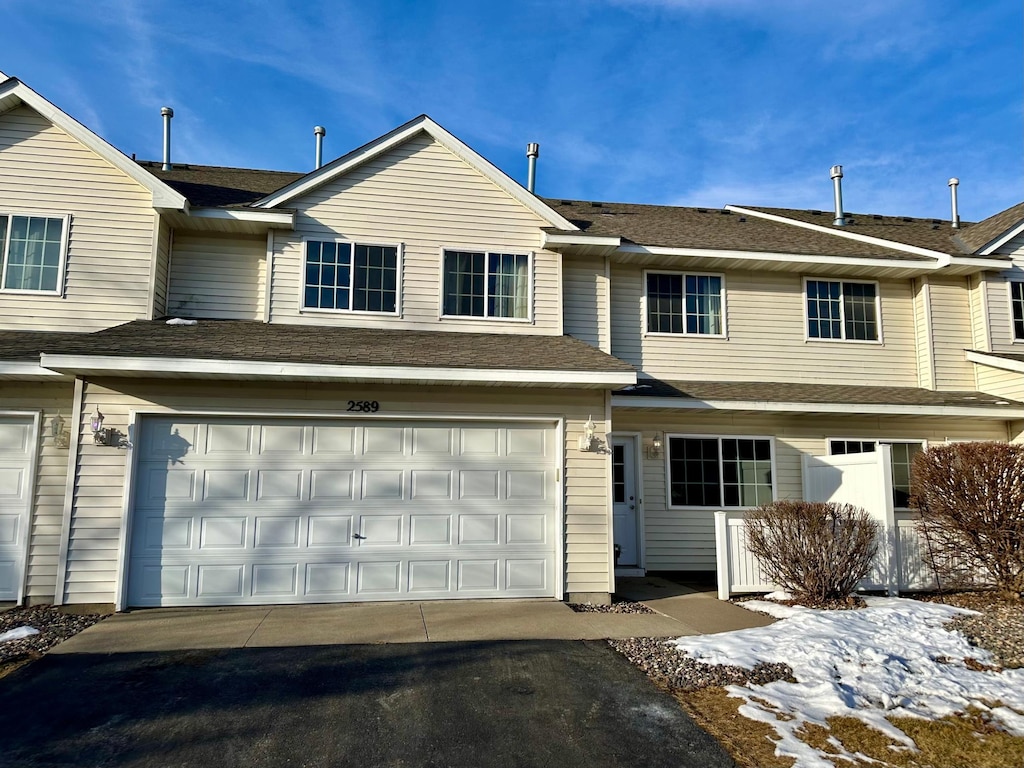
[611,438,638,567]
[0,417,34,603]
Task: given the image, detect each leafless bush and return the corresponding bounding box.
[911,442,1024,602]
[744,501,880,604]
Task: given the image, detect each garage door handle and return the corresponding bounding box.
[353,533,367,540]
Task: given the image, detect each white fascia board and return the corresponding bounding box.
[189,207,295,228]
[543,233,622,247]
[948,256,1014,271]
[40,354,636,387]
[0,361,68,378]
[610,395,1024,419]
[615,243,939,271]
[979,218,1024,256]
[252,116,578,231]
[966,350,1024,374]
[0,79,188,211]
[726,205,953,264]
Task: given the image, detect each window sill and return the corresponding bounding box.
[804,337,883,345]
[643,331,728,340]
[0,288,63,297]
[299,307,401,318]
[439,313,533,324]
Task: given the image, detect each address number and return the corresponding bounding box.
[347,400,380,412]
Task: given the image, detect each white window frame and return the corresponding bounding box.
[642,269,728,338]
[827,437,925,509]
[803,277,883,344]
[0,211,70,296]
[298,237,403,317]
[665,433,777,510]
[1008,280,1024,343]
[438,246,534,323]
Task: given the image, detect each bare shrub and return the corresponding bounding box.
[744,501,880,604]
[911,442,1024,602]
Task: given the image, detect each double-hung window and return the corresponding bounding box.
[1011,282,1024,341]
[442,250,530,320]
[0,213,68,294]
[667,435,774,507]
[303,240,399,313]
[828,439,924,508]
[646,272,724,335]
[806,279,879,341]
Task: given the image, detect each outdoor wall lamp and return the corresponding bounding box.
[578,416,598,452]
[91,408,116,446]
[647,432,663,460]
[50,413,69,449]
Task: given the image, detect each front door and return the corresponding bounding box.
[611,438,638,567]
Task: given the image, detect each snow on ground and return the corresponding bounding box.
[670,596,1024,768]
[0,626,39,643]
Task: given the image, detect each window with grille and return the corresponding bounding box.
[1011,282,1024,341]
[646,272,724,335]
[442,250,530,319]
[0,214,68,293]
[668,435,774,507]
[303,241,399,313]
[806,279,879,341]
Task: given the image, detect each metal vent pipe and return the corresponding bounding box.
[160,107,174,171]
[526,143,540,193]
[314,125,326,169]
[948,177,960,229]
[830,165,846,226]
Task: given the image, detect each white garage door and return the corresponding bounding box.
[0,417,34,603]
[127,417,559,607]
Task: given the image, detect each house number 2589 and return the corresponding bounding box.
[347,400,380,412]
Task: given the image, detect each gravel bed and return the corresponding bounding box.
[609,636,792,691]
[0,606,107,669]
[916,592,1024,669]
[569,599,656,614]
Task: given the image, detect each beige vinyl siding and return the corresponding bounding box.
[912,278,935,389]
[0,106,156,331]
[0,382,75,602]
[65,381,609,604]
[612,409,1009,570]
[968,273,990,354]
[269,133,560,334]
[975,364,1024,402]
[986,265,1024,354]
[563,256,609,351]
[167,232,265,320]
[152,217,172,317]
[927,277,975,390]
[610,265,918,385]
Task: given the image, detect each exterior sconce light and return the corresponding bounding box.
[578,416,598,452]
[647,432,663,460]
[91,408,116,446]
[51,414,69,449]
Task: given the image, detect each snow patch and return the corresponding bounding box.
[739,599,809,619]
[0,626,40,643]
[165,318,197,326]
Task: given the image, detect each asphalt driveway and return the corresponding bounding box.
[0,639,735,768]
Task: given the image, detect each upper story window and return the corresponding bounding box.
[646,272,724,335]
[828,439,923,508]
[442,250,530,320]
[0,213,68,294]
[668,435,774,507]
[303,240,399,313]
[805,279,879,341]
[1011,281,1024,341]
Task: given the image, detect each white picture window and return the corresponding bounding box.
[828,439,924,508]
[646,272,724,335]
[668,435,774,507]
[442,250,530,319]
[806,279,879,341]
[0,213,68,293]
[303,241,399,313]
[1011,281,1024,341]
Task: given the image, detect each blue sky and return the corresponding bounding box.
[1,0,1021,220]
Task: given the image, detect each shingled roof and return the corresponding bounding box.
[138,161,303,208]
[0,330,95,361]
[954,201,1024,253]
[34,320,636,374]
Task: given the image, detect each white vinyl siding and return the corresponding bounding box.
[64,381,609,605]
[610,266,917,385]
[268,133,561,334]
[612,410,1009,571]
[0,106,157,331]
[167,232,266,320]
[562,256,609,351]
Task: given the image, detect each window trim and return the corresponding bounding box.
[802,277,883,344]
[642,269,728,338]
[437,246,535,323]
[826,437,926,510]
[0,211,70,296]
[298,237,403,317]
[1008,280,1024,343]
[665,433,777,510]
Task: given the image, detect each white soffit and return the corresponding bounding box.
[0,77,188,211]
[251,116,578,231]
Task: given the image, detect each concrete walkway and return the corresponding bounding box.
[53,577,771,655]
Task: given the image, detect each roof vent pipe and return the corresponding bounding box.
[160,107,173,171]
[526,143,539,193]
[314,125,326,170]
[830,165,846,226]
[948,177,960,229]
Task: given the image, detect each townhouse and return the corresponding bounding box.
[1,72,1022,610]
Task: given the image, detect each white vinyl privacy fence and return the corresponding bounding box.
[715,445,941,599]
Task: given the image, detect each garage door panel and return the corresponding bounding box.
[252,563,298,597]
[410,470,452,499]
[199,517,247,549]
[203,469,250,500]
[461,428,500,456]
[205,423,255,456]
[507,514,547,545]
[256,469,303,501]
[458,560,499,590]
[412,428,453,456]
[363,426,404,455]
[197,564,245,598]
[357,561,402,593]
[259,425,305,455]
[361,470,404,499]
[311,426,356,455]
[306,562,350,596]
[409,515,451,545]
[507,559,547,590]
[408,560,450,592]
[507,427,548,457]
[507,470,547,500]
[307,516,353,547]
[310,469,354,499]
[254,516,301,548]
[459,515,499,545]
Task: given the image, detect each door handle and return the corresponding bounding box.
[353,533,367,540]
[629,505,635,510]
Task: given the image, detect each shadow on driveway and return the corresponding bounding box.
[0,640,735,768]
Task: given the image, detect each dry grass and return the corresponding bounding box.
[678,687,1024,768]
